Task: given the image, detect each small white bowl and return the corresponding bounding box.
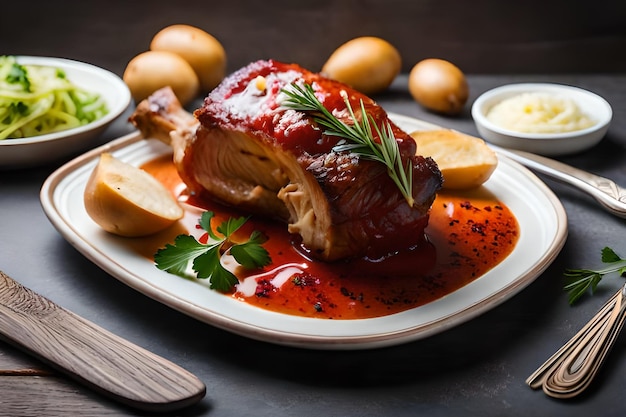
[471,83,612,156]
[0,56,131,169]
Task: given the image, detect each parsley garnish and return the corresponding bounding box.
[281,82,415,207]
[6,62,31,92]
[564,246,626,305]
[154,211,272,292]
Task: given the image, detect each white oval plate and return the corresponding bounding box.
[40,114,568,350]
[0,56,131,168]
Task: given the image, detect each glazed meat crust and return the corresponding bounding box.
[131,60,443,261]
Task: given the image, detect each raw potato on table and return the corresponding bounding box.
[321,36,401,95]
[150,24,226,92]
[409,59,469,115]
[123,51,200,105]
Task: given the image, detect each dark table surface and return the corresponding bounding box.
[2,2,626,416]
[1,72,625,416]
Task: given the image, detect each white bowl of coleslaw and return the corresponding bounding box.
[471,83,612,156]
[0,56,131,168]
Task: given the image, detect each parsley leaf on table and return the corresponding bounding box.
[154,211,271,292]
[564,247,626,305]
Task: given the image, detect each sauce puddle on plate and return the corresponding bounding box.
[134,154,519,320]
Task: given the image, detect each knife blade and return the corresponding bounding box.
[0,270,205,412]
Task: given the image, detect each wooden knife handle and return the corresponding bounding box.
[0,270,205,412]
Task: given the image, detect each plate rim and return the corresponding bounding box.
[40,115,568,350]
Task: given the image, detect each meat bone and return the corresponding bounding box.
[0,270,206,412]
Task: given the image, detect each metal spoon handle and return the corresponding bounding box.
[544,291,626,397]
[0,270,206,412]
[492,146,626,218]
[527,284,626,398]
[525,289,619,389]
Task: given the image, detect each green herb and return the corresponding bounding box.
[6,62,31,91]
[154,211,272,292]
[0,55,108,140]
[281,82,414,207]
[564,246,626,305]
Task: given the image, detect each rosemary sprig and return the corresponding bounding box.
[564,246,626,305]
[280,82,414,207]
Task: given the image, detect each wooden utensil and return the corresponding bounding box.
[0,270,205,412]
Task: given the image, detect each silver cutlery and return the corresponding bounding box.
[493,145,626,219]
[527,283,626,398]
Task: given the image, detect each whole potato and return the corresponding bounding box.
[322,37,401,95]
[409,58,468,115]
[123,50,200,105]
[150,24,226,92]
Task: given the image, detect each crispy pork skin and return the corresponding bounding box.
[131,60,442,261]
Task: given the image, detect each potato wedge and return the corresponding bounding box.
[410,129,497,190]
[84,153,184,237]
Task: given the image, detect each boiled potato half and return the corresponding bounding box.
[411,129,497,190]
[123,50,200,105]
[150,24,226,92]
[322,36,401,95]
[84,153,184,237]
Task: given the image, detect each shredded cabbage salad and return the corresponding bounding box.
[0,56,109,140]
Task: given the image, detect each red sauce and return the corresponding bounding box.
[140,155,519,320]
